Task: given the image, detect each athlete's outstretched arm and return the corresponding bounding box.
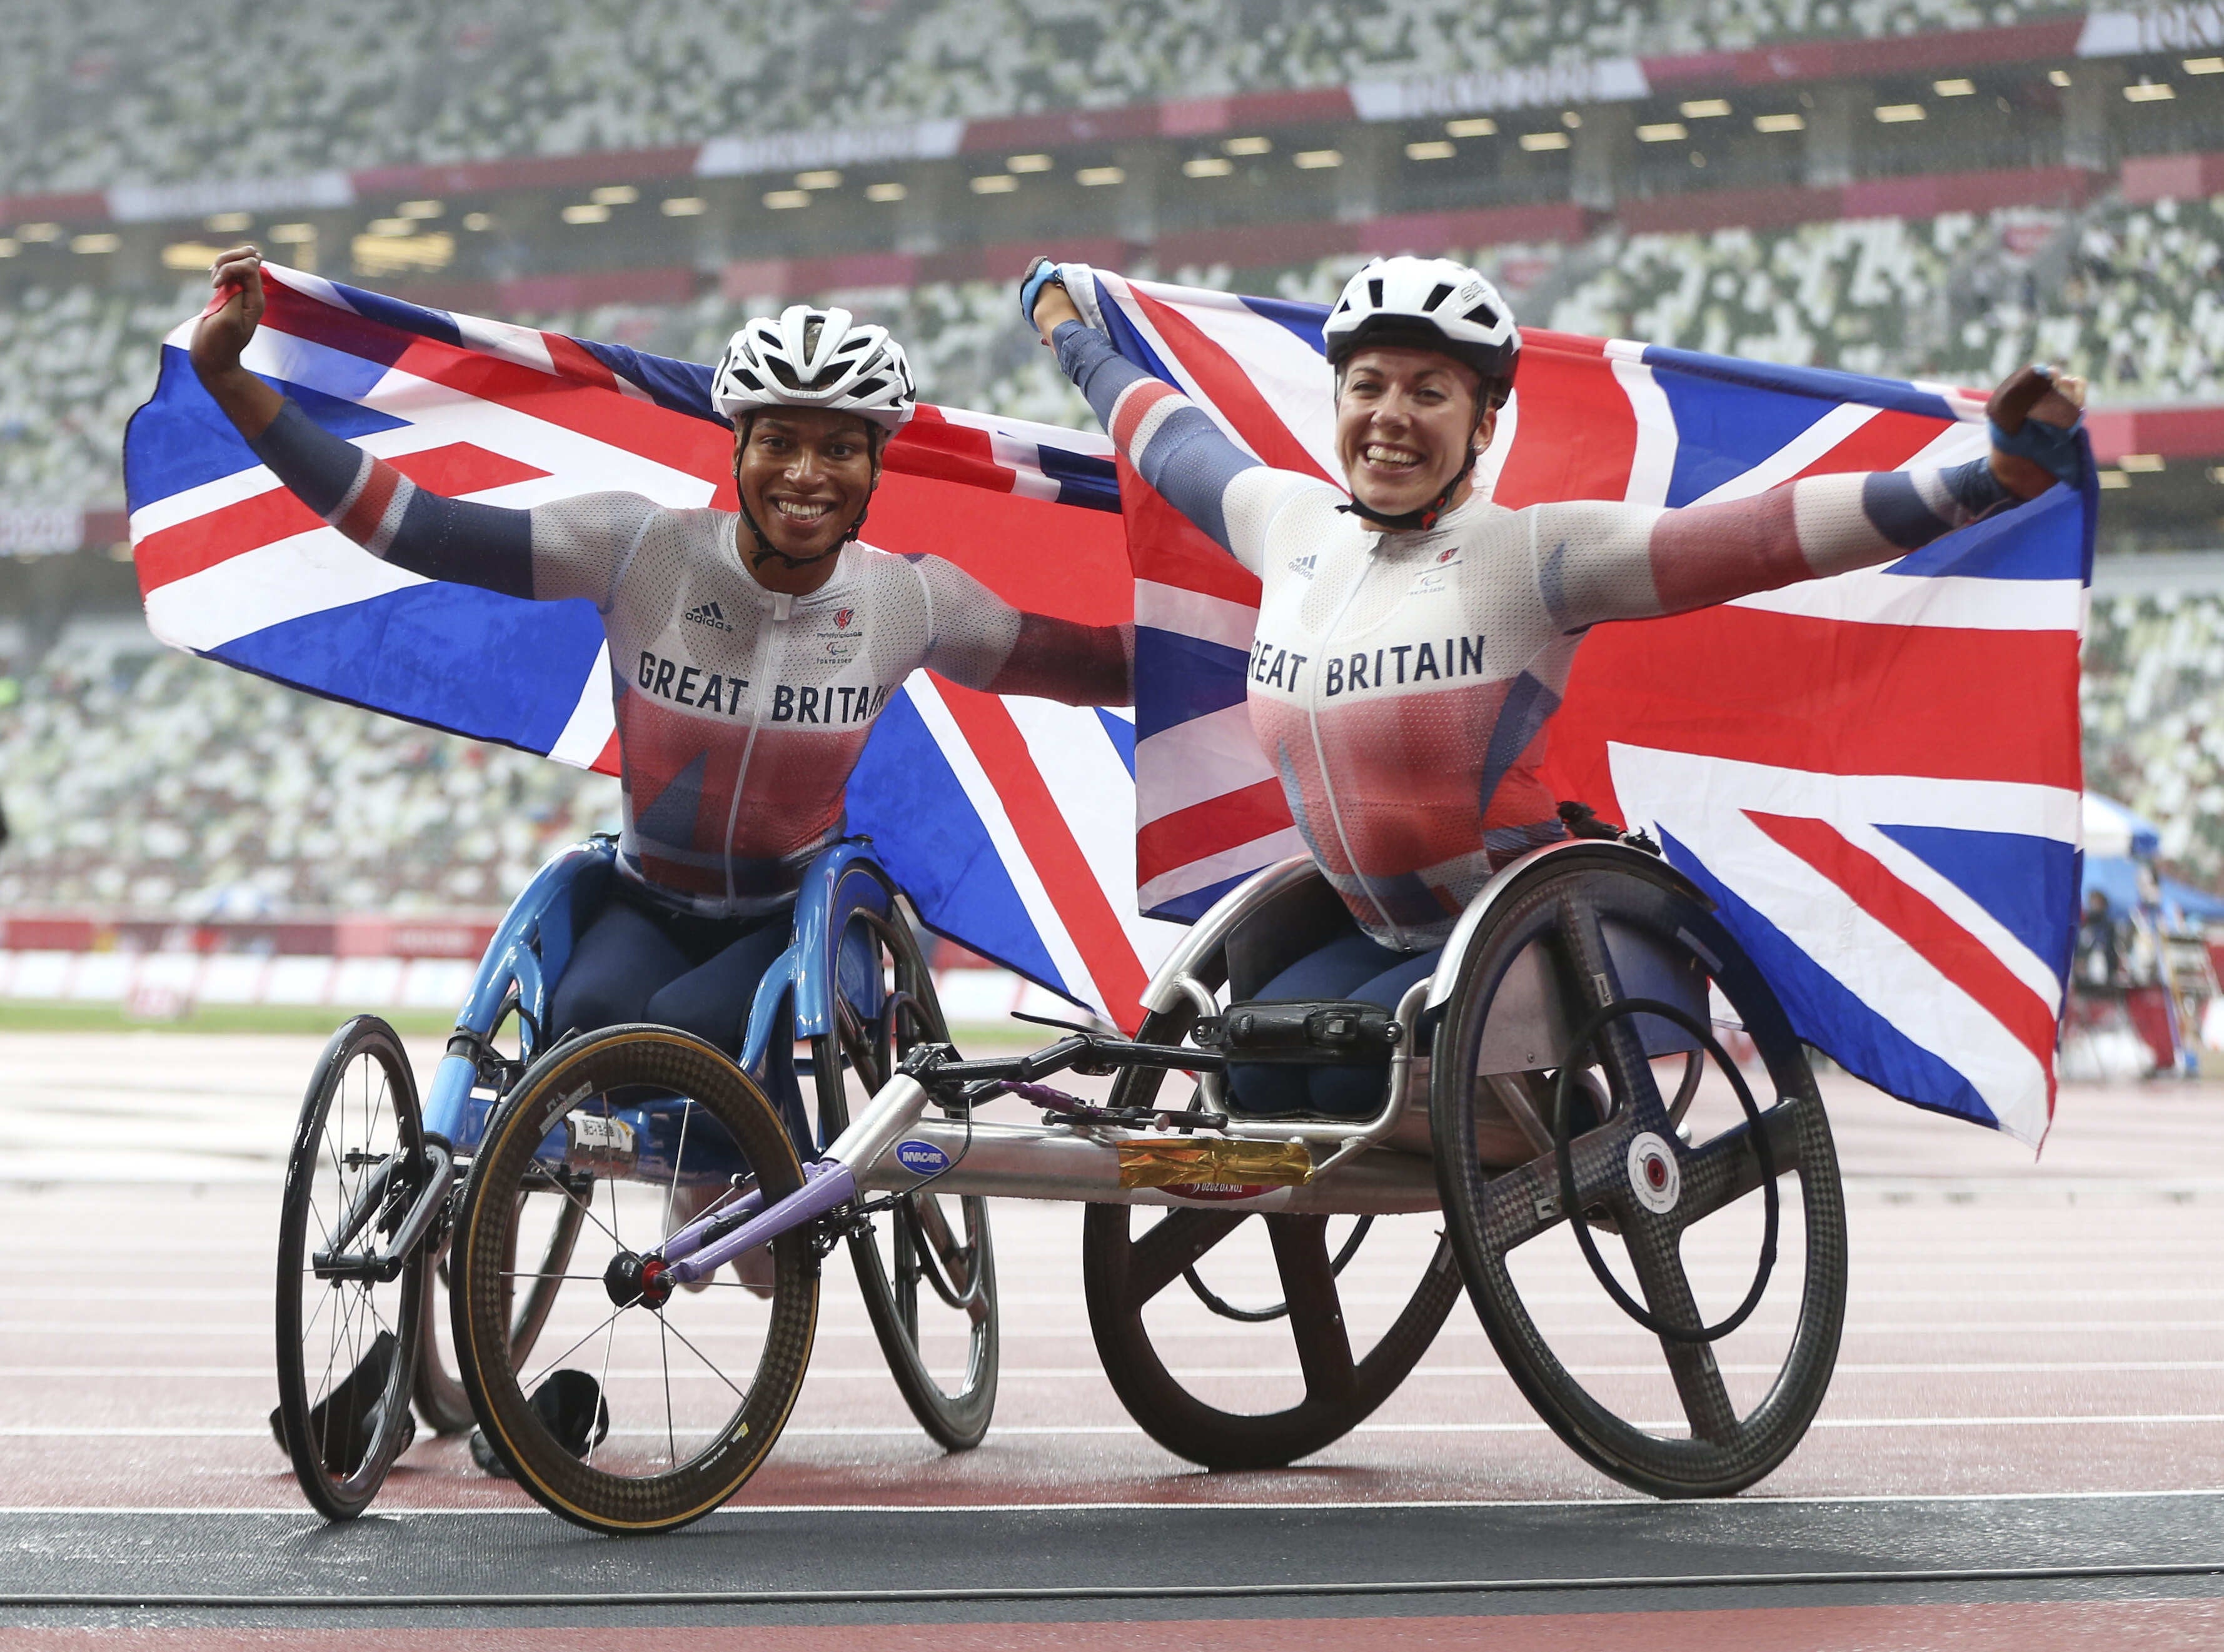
[1027,262,1325,577]
[908,556,1133,707]
[1531,366,2086,630]
[189,246,626,605]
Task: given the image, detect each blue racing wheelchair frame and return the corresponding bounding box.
[271,835,996,1522]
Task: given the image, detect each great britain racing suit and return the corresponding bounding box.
[1050,315,2027,1115]
[244,398,1129,1128]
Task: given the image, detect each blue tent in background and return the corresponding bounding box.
[2081,794,2164,921]
[2080,794,2224,925]
[2162,878,2224,925]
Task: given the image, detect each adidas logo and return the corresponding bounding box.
[1287,554,1317,578]
[684,600,733,633]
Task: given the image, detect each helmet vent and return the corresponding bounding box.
[1464,300,1499,327]
[1423,281,1456,312]
[1366,278,1384,308]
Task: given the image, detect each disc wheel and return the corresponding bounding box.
[815,904,998,1451]
[274,1015,428,1519]
[1082,961,1461,1471]
[452,1025,818,1534]
[1431,851,1848,1498]
[415,1000,583,1436]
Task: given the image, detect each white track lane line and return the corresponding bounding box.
[13,1360,2224,1380]
[15,1320,2224,1339]
[11,1488,2224,1518]
[16,1415,2224,1439]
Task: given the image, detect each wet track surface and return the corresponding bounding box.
[4,1030,2224,1644]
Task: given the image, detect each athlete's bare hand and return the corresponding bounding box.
[1988,365,2087,500]
[188,246,282,438]
[1029,278,1082,344]
[190,246,267,380]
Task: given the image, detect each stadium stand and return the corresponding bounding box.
[0,637,617,915]
[1546,196,2224,400]
[0,282,182,511]
[2,1,2081,193]
[18,184,2222,525]
[4,0,2220,927]
[2085,592,2224,884]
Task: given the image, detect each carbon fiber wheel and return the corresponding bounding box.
[1431,850,1847,1498]
[815,904,998,1451]
[274,1015,428,1519]
[452,1025,818,1534]
[1084,954,1461,1471]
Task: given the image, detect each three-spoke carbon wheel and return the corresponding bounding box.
[1083,958,1461,1471]
[451,1025,819,1533]
[815,904,998,1451]
[274,1015,428,1519]
[1431,847,1848,1498]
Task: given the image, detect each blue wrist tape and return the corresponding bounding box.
[1988,412,2085,486]
[1019,256,1064,330]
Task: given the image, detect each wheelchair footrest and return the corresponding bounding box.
[1194,1000,1404,1065]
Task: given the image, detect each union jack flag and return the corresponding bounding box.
[1090,270,2091,1145]
[125,265,1179,1030]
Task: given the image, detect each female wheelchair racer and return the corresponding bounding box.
[994,254,2094,1484]
[1022,251,2087,1106]
[191,249,1130,1515]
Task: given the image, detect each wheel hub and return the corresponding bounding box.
[1626,1131,1681,1216]
[603,1249,673,1310]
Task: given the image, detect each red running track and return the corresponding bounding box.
[4,1030,2222,1646]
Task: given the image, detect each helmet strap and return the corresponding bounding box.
[1336,405,1488,533]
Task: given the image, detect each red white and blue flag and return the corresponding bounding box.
[1090,270,2091,1146]
[128,264,2091,1142]
[125,265,1178,1031]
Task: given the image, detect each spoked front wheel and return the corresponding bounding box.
[274,1015,430,1519]
[1432,848,1848,1498]
[815,903,998,1451]
[452,1026,819,1534]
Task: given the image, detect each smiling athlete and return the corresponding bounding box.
[193,248,1130,1134]
[1025,252,2085,1116]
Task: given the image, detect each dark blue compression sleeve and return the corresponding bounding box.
[248,398,536,598]
[1053,319,1262,554]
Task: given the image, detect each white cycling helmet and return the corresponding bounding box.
[1322,255,1520,391]
[710,304,916,432]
